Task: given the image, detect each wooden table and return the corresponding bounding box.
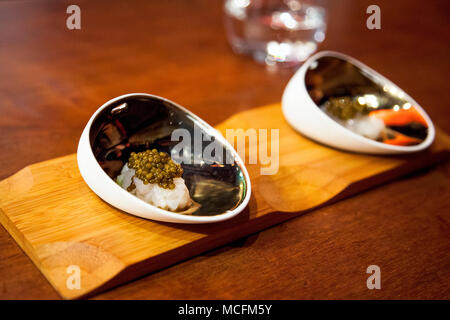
[0,0,448,299]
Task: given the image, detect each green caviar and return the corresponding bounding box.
[127,149,183,190]
[325,96,371,120]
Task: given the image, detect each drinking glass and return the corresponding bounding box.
[224,0,327,67]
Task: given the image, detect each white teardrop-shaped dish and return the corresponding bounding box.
[77,93,251,224]
[282,51,435,154]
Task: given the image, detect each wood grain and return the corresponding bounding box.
[0,0,449,299]
[0,103,448,299]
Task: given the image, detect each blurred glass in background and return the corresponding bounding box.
[224,0,327,67]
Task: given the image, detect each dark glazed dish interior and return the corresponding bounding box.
[305,56,429,145]
[89,95,247,216]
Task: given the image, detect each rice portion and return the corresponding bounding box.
[117,164,192,212]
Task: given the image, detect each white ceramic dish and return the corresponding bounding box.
[282,51,435,154]
[77,93,251,224]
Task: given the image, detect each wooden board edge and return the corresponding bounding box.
[0,207,63,298]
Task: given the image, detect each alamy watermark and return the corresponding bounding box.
[171,126,279,175]
[66,264,81,290]
[366,5,381,30]
[366,265,381,289]
[66,5,81,30]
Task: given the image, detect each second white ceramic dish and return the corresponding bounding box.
[282,51,435,154]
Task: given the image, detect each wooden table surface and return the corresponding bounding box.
[0,0,449,299]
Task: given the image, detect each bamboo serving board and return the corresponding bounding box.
[0,103,449,299]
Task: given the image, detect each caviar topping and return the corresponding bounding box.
[325,96,371,120]
[127,149,183,190]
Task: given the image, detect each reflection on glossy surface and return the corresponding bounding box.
[89,95,247,216]
[305,56,429,146]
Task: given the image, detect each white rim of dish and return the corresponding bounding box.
[293,50,435,153]
[77,93,252,223]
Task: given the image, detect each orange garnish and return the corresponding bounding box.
[369,107,428,127]
[383,132,422,146]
